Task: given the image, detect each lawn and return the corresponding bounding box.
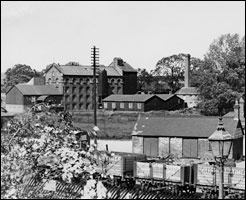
[72,111,139,139]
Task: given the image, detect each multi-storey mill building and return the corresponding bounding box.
[44,57,137,111]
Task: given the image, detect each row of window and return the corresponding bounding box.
[104,102,142,109]
[63,78,123,84]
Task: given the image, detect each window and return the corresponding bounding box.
[129,103,133,109]
[137,103,141,109]
[112,102,116,109]
[52,71,55,77]
[104,102,108,109]
[120,103,124,109]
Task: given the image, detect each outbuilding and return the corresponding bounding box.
[132,115,244,161]
[5,85,63,113]
[102,94,185,112]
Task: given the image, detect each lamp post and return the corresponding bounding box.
[208,117,233,199]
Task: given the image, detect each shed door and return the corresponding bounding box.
[183,139,198,158]
[144,137,158,157]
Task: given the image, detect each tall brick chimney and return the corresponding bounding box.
[234,99,240,120]
[185,54,191,87]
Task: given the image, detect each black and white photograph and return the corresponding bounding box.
[1,1,245,199]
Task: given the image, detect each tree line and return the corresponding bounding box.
[1,34,245,116]
[137,34,245,116]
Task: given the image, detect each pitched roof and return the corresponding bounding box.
[103,94,159,102]
[175,87,199,95]
[108,57,137,73]
[14,85,63,95]
[132,115,242,138]
[48,64,122,77]
[156,94,177,101]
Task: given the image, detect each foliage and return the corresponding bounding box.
[151,54,205,93]
[0,105,113,199]
[3,64,43,92]
[137,68,154,93]
[197,34,245,115]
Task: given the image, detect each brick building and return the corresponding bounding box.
[44,58,137,111]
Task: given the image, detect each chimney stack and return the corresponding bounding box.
[234,99,240,120]
[185,54,191,87]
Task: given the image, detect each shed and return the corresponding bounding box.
[132,115,244,161]
[5,85,63,113]
[102,94,184,112]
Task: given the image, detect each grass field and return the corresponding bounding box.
[72,108,201,139]
[73,111,139,139]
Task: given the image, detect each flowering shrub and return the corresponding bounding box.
[1,105,109,199]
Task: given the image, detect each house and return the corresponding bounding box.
[175,54,200,108]
[132,113,244,161]
[5,85,63,113]
[44,57,137,111]
[102,94,185,112]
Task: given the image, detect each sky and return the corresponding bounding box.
[1,1,245,74]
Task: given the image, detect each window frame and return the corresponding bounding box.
[120,102,124,109]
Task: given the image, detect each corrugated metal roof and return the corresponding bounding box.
[175,87,199,95]
[56,65,121,77]
[132,115,241,138]
[103,94,158,102]
[15,85,63,95]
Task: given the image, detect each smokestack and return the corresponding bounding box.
[185,54,191,87]
[234,99,240,120]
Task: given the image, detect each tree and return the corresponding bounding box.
[137,68,154,92]
[4,64,41,92]
[205,34,245,92]
[152,54,186,93]
[1,104,115,199]
[197,34,245,115]
[152,54,204,93]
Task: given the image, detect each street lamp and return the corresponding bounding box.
[208,117,233,199]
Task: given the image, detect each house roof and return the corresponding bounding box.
[132,115,242,138]
[175,87,199,95]
[14,85,63,96]
[103,94,159,102]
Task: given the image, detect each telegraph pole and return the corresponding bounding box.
[91,46,99,144]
